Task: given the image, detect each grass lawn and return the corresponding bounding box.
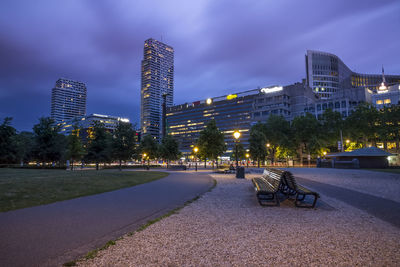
[0,169,168,212]
[366,169,400,174]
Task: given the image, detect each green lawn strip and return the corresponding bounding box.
[70,178,217,266]
[0,169,168,212]
[365,168,400,175]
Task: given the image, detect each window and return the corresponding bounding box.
[328,102,333,109]
[376,100,383,105]
[335,102,340,108]
[254,112,260,117]
[322,103,327,110]
[342,111,347,118]
[384,99,391,104]
[341,101,346,108]
[317,104,321,111]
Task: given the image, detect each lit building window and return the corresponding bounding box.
[376,100,383,105]
[384,99,391,104]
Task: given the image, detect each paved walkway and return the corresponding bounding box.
[0,170,213,267]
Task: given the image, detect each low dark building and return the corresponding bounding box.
[326,147,394,168]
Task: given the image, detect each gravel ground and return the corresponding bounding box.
[78,173,400,267]
[282,168,400,203]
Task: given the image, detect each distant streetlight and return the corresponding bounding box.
[206,98,212,105]
[346,139,350,144]
[245,153,250,168]
[266,143,270,147]
[233,131,241,167]
[193,147,199,171]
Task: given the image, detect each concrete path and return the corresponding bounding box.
[295,176,400,228]
[0,170,213,267]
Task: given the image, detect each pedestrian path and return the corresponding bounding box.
[0,171,213,267]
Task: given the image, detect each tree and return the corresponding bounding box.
[0,117,17,164]
[249,122,267,168]
[321,109,343,151]
[13,131,34,165]
[230,143,246,162]
[196,120,226,168]
[85,122,112,170]
[292,113,323,166]
[66,125,85,170]
[139,135,159,164]
[345,103,379,147]
[264,115,293,164]
[159,135,181,167]
[112,122,137,170]
[32,117,66,166]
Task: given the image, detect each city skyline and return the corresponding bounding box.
[1,0,399,131]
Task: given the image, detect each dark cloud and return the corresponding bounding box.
[0,0,399,131]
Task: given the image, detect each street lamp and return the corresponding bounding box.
[323,151,327,159]
[245,153,250,168]
[193,147,199,171]
[233,131,241,167]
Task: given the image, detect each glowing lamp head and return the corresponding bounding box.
[206,98,212,105]
[143,153,147,158]
[323,151,327,155]
[233,131,241,140]
[346,139,350,144]
[194,147,199,153]
[266,143,270,147]
[245,153,250,158]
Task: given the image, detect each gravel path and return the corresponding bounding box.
[282,168,400,203]
[78,173,400,267]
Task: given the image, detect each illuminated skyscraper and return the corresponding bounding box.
[50,78,87,125]
[140,38,174,141]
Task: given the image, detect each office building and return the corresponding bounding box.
[51,78,87,124]
[58,113,139,143]
[140,38,174,142]
[305,50,400,99]
[372,84,400,109]
[166,83,313,154]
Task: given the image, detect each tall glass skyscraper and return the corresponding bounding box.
[140,38,174,141]
[50,78,87,125]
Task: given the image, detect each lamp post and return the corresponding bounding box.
[193,147,199,171]
[143,153,149,170]
[233,131,241,167]
[323,151,327,159]
[245,153,250,168]
[266,143,270,166]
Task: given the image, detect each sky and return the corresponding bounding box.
[0,0,399,131]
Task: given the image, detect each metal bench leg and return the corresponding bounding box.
[295,194,318,208]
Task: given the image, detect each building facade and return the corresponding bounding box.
[372,84,400,109]
[58,113,138,142]
[305,50,400,99]
[51,78,87,124]
[140,38,174,142]
[166,83,314,154]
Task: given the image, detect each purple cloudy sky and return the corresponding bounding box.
[1,0,399,131]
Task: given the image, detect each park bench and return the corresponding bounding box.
[252,168,320,208]
[251,168,283,206]
[281,171,320,208]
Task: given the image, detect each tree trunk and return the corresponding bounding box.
[204,159,206,169]
[96,162,99,171]
[71,160,74,171]
[298,146,303,167]
[384,141,388,151]
[257,159,260,168]
[119,159,122,171]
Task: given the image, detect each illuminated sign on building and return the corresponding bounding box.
[260,86,283,94]
[226,94,237,100]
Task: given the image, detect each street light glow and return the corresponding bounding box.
[266,143,270,147]
[233,131,241,140]
[346,139,350,144]
[245,153,250,158]
[206,98,212,105]
[194,147,199,153]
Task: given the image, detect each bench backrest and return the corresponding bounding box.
[282,171,299,191]
[262,168,285,189]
